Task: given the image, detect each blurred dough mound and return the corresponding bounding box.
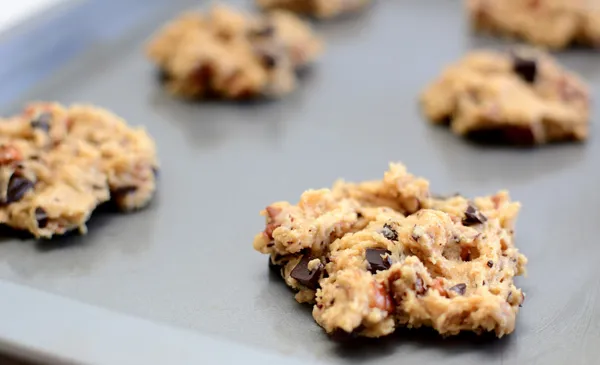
[146,3,323,100]
[420,49,590,146]
[467,0,600,49]
[0,102,158,239]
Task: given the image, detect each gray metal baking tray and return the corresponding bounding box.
[0,0,598,364]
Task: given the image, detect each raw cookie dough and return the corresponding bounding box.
[420,49,590,146]
[0,103,159,239]
[467,0,600,49]
[253,163,527,338]
[146,4,323,100]
[256,0,371,19]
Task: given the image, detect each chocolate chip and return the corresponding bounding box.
[449,283,467,295]
[6,173,34,203]
[35,207,48,229]
[462,204,487,226]
[356,212,363,219]
[260,53,277,69]
[365,248,392,274]
[466,126,536,146]
[290,255,323,289]
[487,260,494,268]
[415,275,426,295]
[30,113,51,132]
[381,223,398,241]
[512,55,537,83]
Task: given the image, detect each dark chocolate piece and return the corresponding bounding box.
[365,248,392,274]
[6,173,34,204]
[449,283,467,295]
[30,113,52,132]
[260,53,277,69]
[290,255,323,289]
[35,207,49,229]
[462,203,487,226]
[512,55,537,83]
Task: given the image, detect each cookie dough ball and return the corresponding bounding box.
[146,4,323,100]
[467,0,600,49]
[420,49,590,146]
[0,103,159,239]
[256,0,372,19]
[254,163,527,338]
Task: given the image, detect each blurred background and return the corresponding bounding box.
[0,1,65,32]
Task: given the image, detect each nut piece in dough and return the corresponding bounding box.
[254,163,527,338]
[420,49,590,146]
[146,4,323,100]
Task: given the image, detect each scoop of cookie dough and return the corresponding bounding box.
[467,0,600,49]
[146,4,323,100]
[256,0,371,19]
[0,103,159,239]
[420,49,590,146]
[253,163,527,338]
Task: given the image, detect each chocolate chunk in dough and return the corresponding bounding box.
[30,113,52,132]
[35,207,49,229]
[449,283,467,295]
[260,52,278,69]
[6,174,34,204]
[462,203,487,226]
[290,255,323,289]
[365,248,392,274]
[512,55,537,83]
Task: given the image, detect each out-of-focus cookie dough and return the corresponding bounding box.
[420,49,590,145]
[254,163,527,338]
[146,4,323,100]
[256,0,371,19]
[467,0,600,49]
[0,103,158,238]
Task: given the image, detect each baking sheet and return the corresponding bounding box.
[0,0,599,364]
